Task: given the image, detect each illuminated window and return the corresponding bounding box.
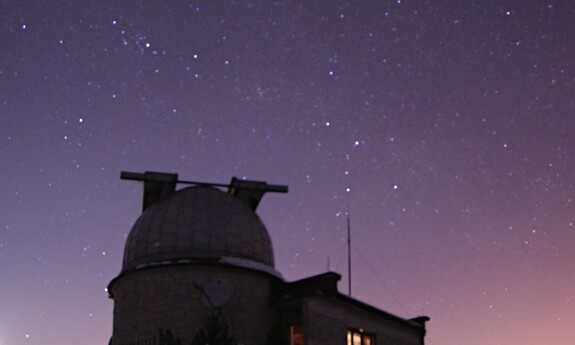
[290,324,303,345]
[347,329,375,345]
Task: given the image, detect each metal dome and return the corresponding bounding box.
[122,186,275,272]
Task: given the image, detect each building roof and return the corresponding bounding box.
[121,186,275,272]
[275,272,429,333]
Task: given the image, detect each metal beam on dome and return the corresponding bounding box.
[228,177,288,211]
[120,171,288,212]
[121,171,178,211]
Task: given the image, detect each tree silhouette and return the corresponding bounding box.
[189,310,238,345]
[264,323,286,345]
[159,329,183,345]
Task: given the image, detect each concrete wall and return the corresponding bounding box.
[110,264,273,345]
[303,296,424,345]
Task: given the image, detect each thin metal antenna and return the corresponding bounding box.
[327,256,331,271]
[347,203,352,297]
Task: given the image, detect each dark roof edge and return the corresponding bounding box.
[334,292,430,331]
[280,271,429,332]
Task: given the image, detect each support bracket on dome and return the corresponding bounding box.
[121,171,288,212]
[121,171,179,211]
[228,177,288,211]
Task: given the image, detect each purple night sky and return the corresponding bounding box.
[1,1,574,344]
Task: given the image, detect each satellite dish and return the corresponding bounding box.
[199,278,233,307]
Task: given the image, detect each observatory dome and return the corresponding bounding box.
[122,186,275,272]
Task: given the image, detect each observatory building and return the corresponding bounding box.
[107,171,429,345]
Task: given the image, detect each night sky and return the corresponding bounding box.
[1,1,574,344]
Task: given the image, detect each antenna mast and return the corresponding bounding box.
[347,204,352,297]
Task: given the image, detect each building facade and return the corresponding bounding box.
[107,171,428,345]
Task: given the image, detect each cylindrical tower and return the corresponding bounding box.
[108,179,284,345]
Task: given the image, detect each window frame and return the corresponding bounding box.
[289,324,304,345]
[347,328,376,345]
